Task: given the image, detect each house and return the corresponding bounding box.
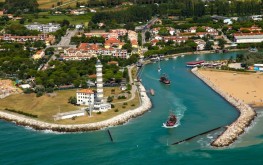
[189,27,197,33]
[151,39,159,46]
[233,33,263,43]
[70,10,85,15]
[163,36,188,45]
[223,19,233,25]
[131,39,138,48]
[109,29,127,36]
[168,27,175,35]
[239,25,262,33]
[196,32,219,38]
[76,89,94,106]
[154,35,163,40]
[251,15,262,21]
[211,15,232,25]
[194,39,206,51]
[151,27,160,35]
[0,34,50,43]
[107,61,119,66]
[32,50,45,60]
[85,32,109,38]
[104,38,124,49]
[63,43,129,60]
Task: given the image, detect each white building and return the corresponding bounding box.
[234,33,263,43]
[194,39,206,51]
[76,89,94,106]
[25,23,61,33]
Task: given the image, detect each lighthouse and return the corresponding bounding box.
[95,59,103,102]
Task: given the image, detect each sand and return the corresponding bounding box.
[198,69,263,108]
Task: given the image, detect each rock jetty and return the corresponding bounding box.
[0,83,152,132]
[192,68,256,147]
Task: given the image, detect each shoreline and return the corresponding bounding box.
[191,67,257,147]
[164,48,245,58]
[0,83,152,132]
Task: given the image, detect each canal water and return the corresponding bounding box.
[1,52,263,165]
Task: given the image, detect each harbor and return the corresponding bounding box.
[1,51,263,164]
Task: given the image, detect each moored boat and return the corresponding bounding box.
[186,60,205,68]
[159,73,171,85]
[163,112,178,128]
[150,89,155,96]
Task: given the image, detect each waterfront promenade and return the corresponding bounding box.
[192,68,256,147]
[0,83,152,132]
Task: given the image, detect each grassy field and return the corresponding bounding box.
[38,0,88,9]
[23,12,93,25]
[0,87,140,124]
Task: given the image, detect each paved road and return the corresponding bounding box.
[141,16,158,45]
[113,65,138,104]
[218,29,232,44]
[41,29,77,70]
[57,29,78,47]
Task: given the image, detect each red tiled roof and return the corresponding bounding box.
[77,89,94,94]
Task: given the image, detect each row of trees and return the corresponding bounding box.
[33,55,139,88]
[236,52,263,67]
[4,0,39,14]
[91,0,262,27]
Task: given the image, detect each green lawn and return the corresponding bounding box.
[0,87,140,124]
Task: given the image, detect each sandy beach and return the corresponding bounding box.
[198,69,263,107]
[192,68,257,147]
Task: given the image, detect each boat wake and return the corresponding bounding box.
[162,122,179,128]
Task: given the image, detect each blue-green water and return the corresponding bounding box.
[1,52,263,165]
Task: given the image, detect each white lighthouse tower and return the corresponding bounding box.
[95,59,103,102]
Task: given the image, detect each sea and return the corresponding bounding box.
[1,52,263,165]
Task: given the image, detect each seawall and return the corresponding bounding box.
[0,83,152,132]
[191,68,257,147]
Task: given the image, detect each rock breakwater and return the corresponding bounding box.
[192,68,256,147]
[0,83,152,133]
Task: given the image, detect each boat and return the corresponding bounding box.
[159,73,171,85]
[163,112,178,128]
[158,60,161,72]
[248,47,258,52]
[150,89,155,96]
[186,60,205,68]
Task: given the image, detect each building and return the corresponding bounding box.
[211,15,233,25]
[233,33,263,43]
[253,64,263,72]
[163,36,188,45]
[32,50,45,60]
[104,38,124,49]
[76,89,94,106]
[0,34,51,43]
[25,23,61,33]
[194,39,206,51]
[63,43,129,60]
